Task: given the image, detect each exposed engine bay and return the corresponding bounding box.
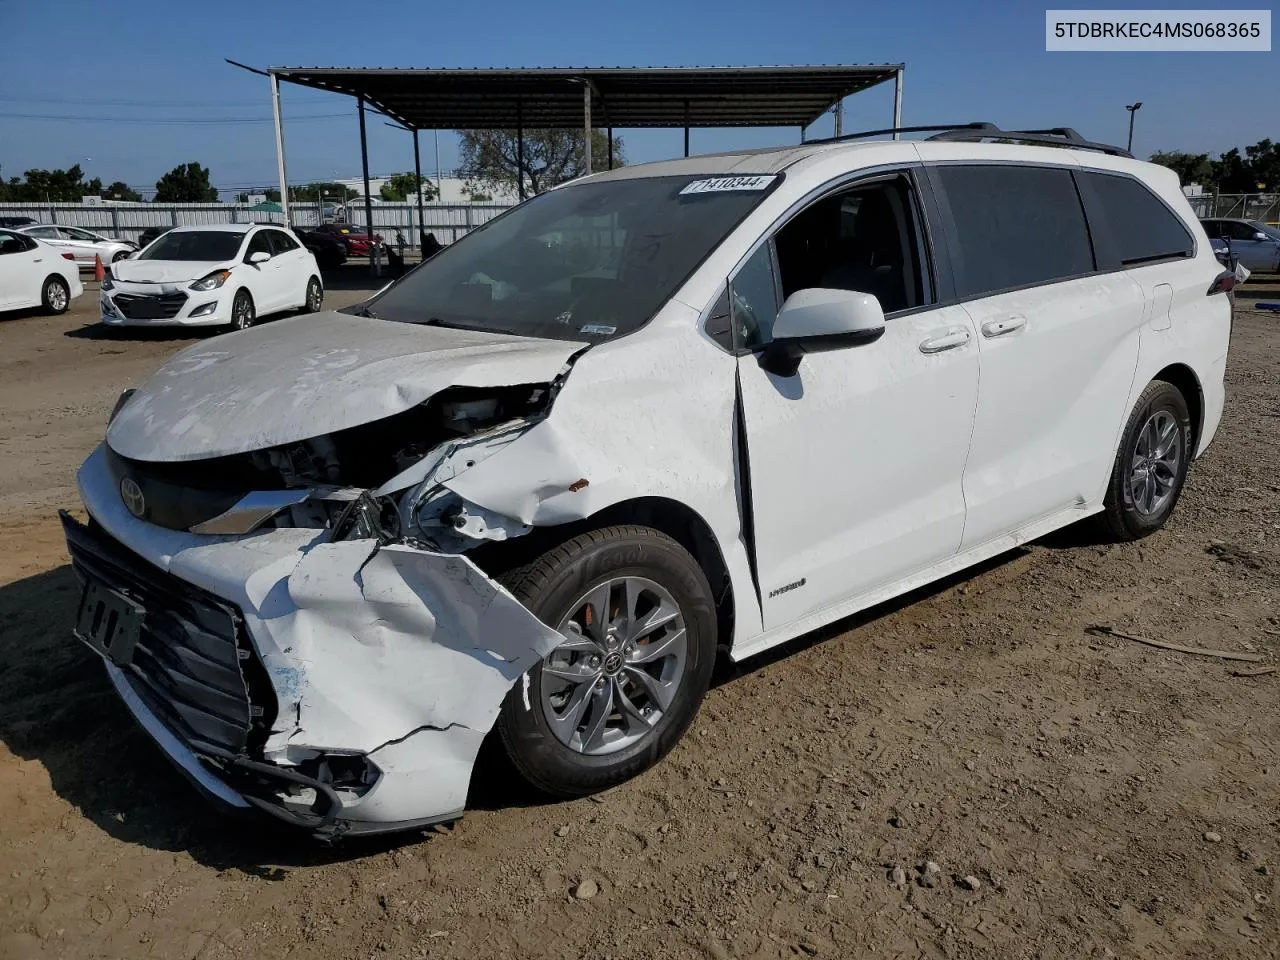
[107,381,557,551]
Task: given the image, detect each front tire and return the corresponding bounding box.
[495,525,717,798]
[1102,380,1191,540]
[41,275,70,315]
[229,289,255,331]
[111,250,129,263]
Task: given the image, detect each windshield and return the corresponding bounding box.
[140,230,245,262]
[362,174,780,341]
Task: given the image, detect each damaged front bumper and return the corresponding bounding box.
[64,444,564,838]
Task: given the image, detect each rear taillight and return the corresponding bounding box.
[1208,270,1236,295]
[61,252,76,261]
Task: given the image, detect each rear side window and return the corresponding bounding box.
[269,230,299,253]
[935,165,1095,299]
[1080,171,1194,266]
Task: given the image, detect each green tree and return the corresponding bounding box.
[1210,148,1253,193]
[102,181,143,202]
[458,128,625,196]
[1149,151,1214,188]
[1242,138,1279,191]
[0,165,104,202]
[379,172,435,202]
[154,162,217,203]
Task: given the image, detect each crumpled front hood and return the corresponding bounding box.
[112,259,228,284]
[107,311,586,462]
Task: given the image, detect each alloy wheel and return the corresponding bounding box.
[1128,410,1182,516]
[540,576,688,756]
[232,293,254,330]
[46,280,67,312]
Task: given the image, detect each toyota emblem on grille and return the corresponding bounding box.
[119,477,146,518]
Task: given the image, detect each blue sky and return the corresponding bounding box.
[1,0,1275,198]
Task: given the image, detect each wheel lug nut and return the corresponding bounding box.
[590,656,601,668]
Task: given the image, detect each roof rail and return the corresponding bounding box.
[928,124,1132,157]
[804,122,995,146]
[806,122,1132,158]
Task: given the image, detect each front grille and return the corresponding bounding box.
[105,445,243,532]
[112,292,188,320]
[61,512,276,757]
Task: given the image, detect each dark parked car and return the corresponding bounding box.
[0,216,37,229]
[137,226,173,250]
[297,228,348,269]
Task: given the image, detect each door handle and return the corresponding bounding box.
[981,315,1027,338]
[919,327,971,354]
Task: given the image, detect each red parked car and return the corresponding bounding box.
[314,222,382,257]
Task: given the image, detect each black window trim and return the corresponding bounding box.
[698,162,944,357]
[922,159,1200,309]
[923,159,1100,305]
[1074,166,1197,270]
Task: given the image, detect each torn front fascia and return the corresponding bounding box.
[74,443,570,833]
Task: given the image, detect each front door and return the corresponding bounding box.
[242,230,284,312]
[734,171,980,631]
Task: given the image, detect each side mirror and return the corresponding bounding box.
[1254,231,1270,242]
[249,250,272,264]
[758,287,886,376]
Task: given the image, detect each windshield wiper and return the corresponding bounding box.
[352,303,381,319]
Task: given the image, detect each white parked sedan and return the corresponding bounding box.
[102,224,323,329]
[0,227,84,313]
[19,224,136,267]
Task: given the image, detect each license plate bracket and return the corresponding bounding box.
[74,578,143,667]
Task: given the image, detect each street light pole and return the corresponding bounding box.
[1125,101,1143,154]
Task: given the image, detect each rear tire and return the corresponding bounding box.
[229,289,255,331]
[304,276,323,313]
[41,275,69,315]
[1101,380,1191,541]
[495,525,717,798]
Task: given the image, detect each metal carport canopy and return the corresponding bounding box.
[268,64,904,130]
[261,63,904,251]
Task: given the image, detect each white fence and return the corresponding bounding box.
[0,201,512,247]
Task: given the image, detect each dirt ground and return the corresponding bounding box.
[1,274,1277,960]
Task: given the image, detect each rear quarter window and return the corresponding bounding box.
[934,164,1095,300]
[1079,171,1194,268]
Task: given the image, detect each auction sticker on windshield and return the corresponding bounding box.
[680,175,777,195]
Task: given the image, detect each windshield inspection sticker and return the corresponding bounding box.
[579,323,617,336]
[679,175,777,195]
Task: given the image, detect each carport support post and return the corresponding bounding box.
[358,95,374,274]
[892,68,904,139]
[517,100,526,201]
[683,100,690,157]
[413,128,425,251]
[270,71,290,223]
[583,82,593,174]
[607,126,614,169]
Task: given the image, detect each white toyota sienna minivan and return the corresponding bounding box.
[63,124,1232,837]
